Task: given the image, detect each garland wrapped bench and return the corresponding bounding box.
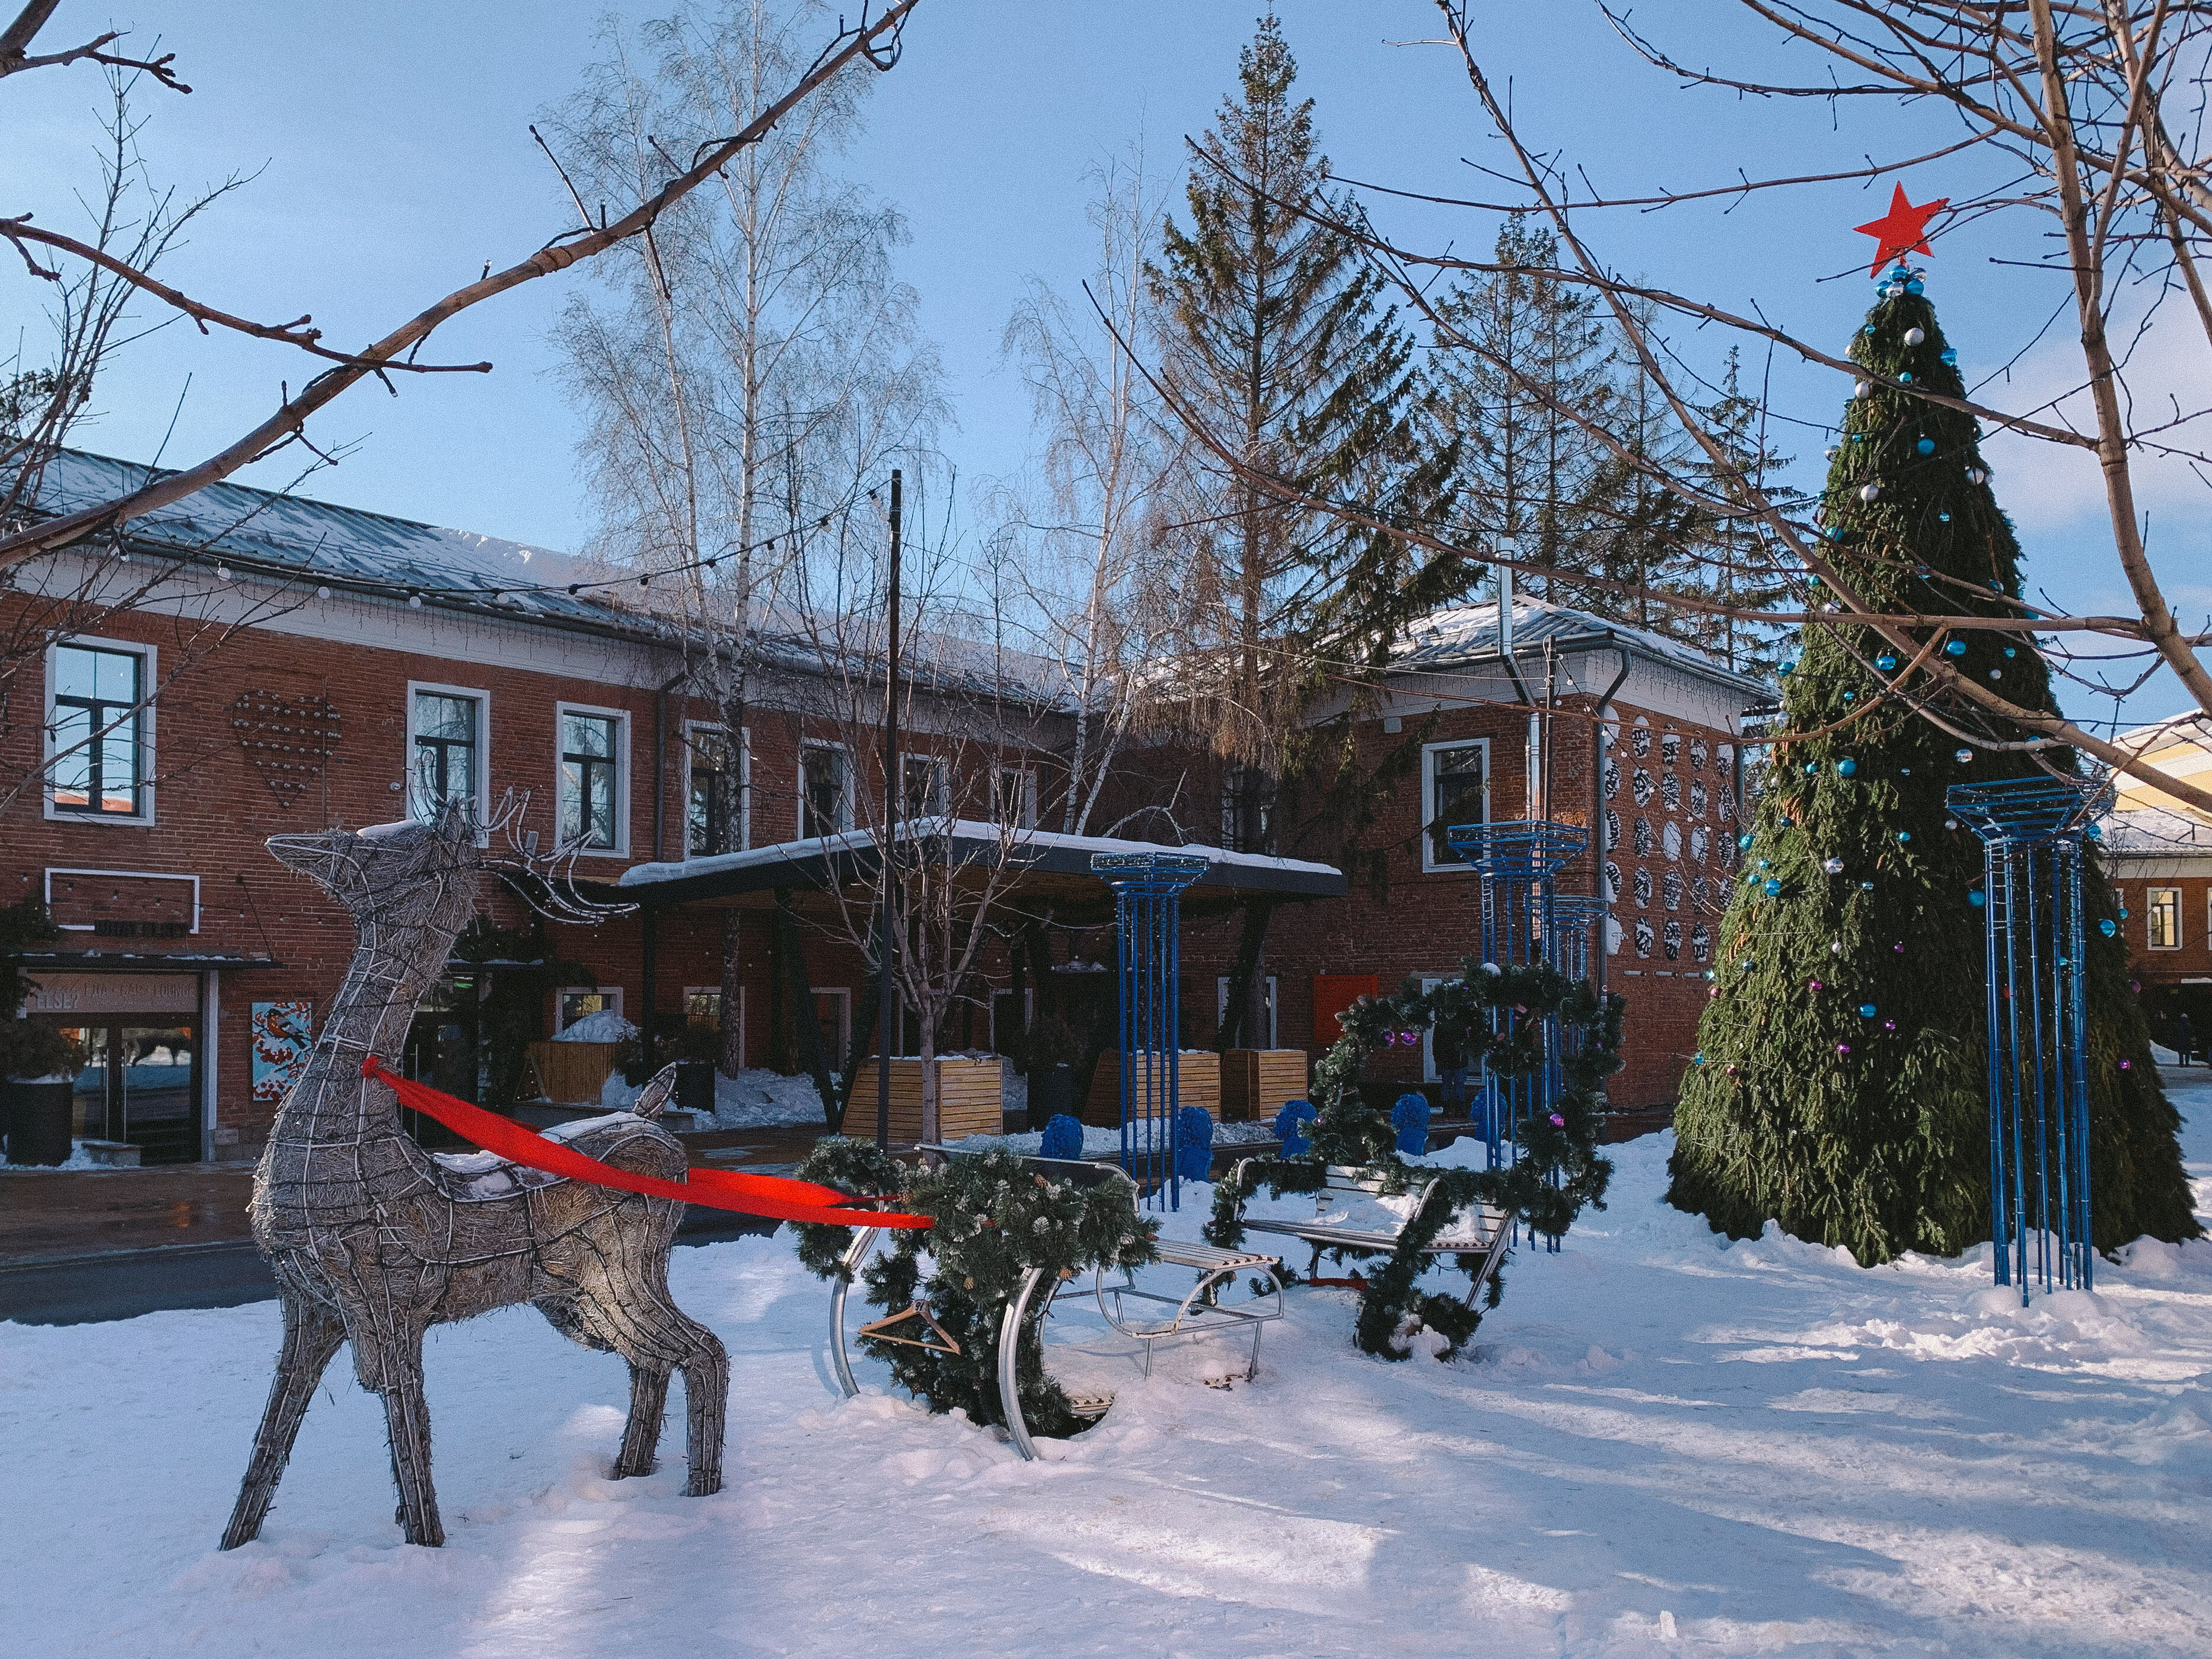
[1228,1159,1514,1308]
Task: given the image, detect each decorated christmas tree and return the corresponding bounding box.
[1668,229,2198,1264]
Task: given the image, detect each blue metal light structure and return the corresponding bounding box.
[1946,776,2109,1300]
[1091,850,1210,1211]
[1443,821,1588,1179]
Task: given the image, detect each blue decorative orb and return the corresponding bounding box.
[1859,1004,1877,1018]
[1899,371,1914,382]
[1969,891,1987,908]
[1843,691,1856,704]
[1876,654,1898,671]
[1945,640,1968,656]
[2084,824,2103,841]
[1939,512,1951,522]
[1808,575,1823,587]
[1273,1099,1318,1157]
[1391,1093,1432,1158]
[2099,918,2118,937]
[1917,438,1935,455]
[1956,748,1974,763]
[1838,758,1859,777]
[2003,646,2017,658]
[1763,879,1783,897]
[1758,858,1770,869]
[1804,762,1819,775]
[1693,1051,1706,1066]
[1907,279,1924,295]
[1174,1106,1215,1183]
[1941,347,1958,365]
[1041,1114,1085,1160]
[1739,833,1754,850]
[1897,831,1912,843]
[1780,659,1796,674]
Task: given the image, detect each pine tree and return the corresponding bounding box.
[1148,12,1458,1045]
[1666,270,2198,1264]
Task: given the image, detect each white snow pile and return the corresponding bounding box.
[598,1065,831,1128]
[554,1009,636,1044]
[5,1074,2211,1657]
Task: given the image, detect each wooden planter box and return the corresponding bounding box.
[848,1056,1002,1144]
[527,1041,623,1106]
[1220,1049,1309,1124]
[1083,1049,1221,1128]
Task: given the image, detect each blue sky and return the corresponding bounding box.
[5,2,2202,725]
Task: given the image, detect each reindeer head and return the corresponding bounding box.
[268,803,484,937]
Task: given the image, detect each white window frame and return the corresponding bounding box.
[900,752,949,821]
[2148,886,2183,951]
[553,700,631,858]
[992,764,1039,829]
[798,739,855,838]
[682,722,751,856]
[1420,736,1492,873]
[44,633,157,827]
[406,680,492,834]
[557,985,625,1030]
[1216,975,1279,1049]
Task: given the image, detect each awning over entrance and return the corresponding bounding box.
[603,819,1346,924]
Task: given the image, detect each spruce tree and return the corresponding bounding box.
[1667,269,2198,1264]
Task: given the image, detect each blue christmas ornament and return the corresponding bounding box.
[1945,640,1968,656]
[1808,575,1823,587]
[2099,918,2118,937]
[1916,438,1935,454]
[1391,1093,1432,1158]
[2003,646,2017,658]
[1804,762,1819,775]
[1838,758,1858,777]
[1859,1004,1877,1018]
[1907,278,1924,295]
[1041,1114,1085,1160]
[1763,879,1783,897]
[1898,831,1912,843]
[1876,654,1898,671]
[1956,748,1974,763]
[1273,1099,1318,1157]
[1174,1106,1215,1184]
[1843,691,1856,703]
[1693,1051,1706,1067]
[2084,824,2103,841]
[1941,347,1958,365]
[1780,659,1796,674]
[1899,371,1913,382]
[1939,512,1950,522]
[1739,833,1754,850]
[1969,891,1987,908]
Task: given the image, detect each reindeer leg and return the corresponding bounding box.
[613,1362,671,1479]
[355,1319,444,1548]
[222,1295,345,1549]
[678,1323,729,1498]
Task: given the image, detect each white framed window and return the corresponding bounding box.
[554,701,630,856]
[992,764,1038,829]
[558,986,624,1029]
[1220,766,1274,853]
[2149,887,2182,950]
[45,635,156,825]
[684,723,750,857]
[407,681,490,827]
[900,754,949,821]
[1421,737,1491,872]
[799,741,853,838]
[1216,975,1279,1048]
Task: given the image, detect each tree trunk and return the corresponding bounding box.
[1216,897,1275,1052]
[835,975,879,1136]
[718,911,743,1079]
[773,888,838,1125]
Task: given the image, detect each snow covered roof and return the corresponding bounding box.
[2098,805,2212,856]
[614,817,1346,908]
[28,449,621,628]
[1390,597,1769,698]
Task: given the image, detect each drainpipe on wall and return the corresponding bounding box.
[1593,640,1634,1000]
[1496,549,1538,818]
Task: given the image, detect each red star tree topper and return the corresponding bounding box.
[1853,184,1947,277]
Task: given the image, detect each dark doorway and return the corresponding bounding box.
[51,1020,200,1165]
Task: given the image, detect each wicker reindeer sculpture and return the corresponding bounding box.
[221,806,728,1550]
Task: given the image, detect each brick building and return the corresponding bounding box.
[11,454,1767,1164]
[1148,602,1769,1111]
[2103,713,2212,1047]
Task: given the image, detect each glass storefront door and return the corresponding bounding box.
[56,1020,200,1164]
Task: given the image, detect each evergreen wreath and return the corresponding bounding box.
[1206,956,1623,1360]
[794,1141,1160,1440]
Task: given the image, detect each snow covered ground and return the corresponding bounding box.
[5,1075,2210,1656]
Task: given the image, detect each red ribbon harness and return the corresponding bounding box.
[359,1054,932,1230]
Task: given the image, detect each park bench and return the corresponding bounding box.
[828,1150,1285,1461]
[1226,1159,1515,1307]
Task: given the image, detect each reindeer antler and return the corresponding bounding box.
[486,788,638,923]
